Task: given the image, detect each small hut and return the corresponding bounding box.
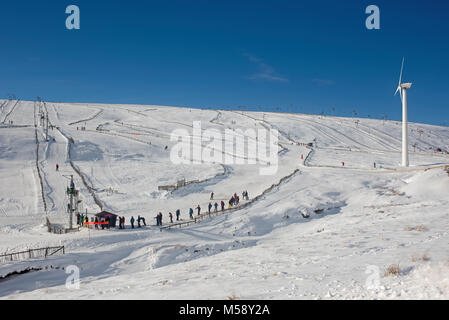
[95,211,118,228]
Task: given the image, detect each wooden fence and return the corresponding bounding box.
[0,246,65,263]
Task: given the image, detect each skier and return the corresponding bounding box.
[210,192,214,200]
[76,213,80,225]
[176,209,181,221]
[189,208,194,219]
[196,205,201,216]
[208,203,212,214]
[137,215,141,228]
[130,216,135,229]
[169,212,173,223]
[214,202,218,212]
[235,196,240,205]
[141,217,146,226]
[221,201,225,211]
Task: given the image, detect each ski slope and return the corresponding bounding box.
[0,100,448,299]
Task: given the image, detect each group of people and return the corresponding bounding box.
[76,213,91,226]
[205,190,249,215]
[118,216,126,229]
[76,213,149,230]
[129,215,147,228]
[78,189,251,229]
[155,212,163,226]
[153,190,250,226]
[76,213,110,230]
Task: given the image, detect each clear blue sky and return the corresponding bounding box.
[1,0,448,125]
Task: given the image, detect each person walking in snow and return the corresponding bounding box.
[56,164,59,171]
[214,202,218,212]
[189,208,194,219]
[95,216,99,229]
[210,192,214,200]
[169,212,173,223]
[196,205,201,216]
[158,212,163,226]
[208,203,212,214]
[137,215,141,228]
[130,216,135,229]
[221,201,225,211]
[141,216,146,226]
[176,209,181,221]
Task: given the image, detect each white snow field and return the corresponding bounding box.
[0,99,448,299]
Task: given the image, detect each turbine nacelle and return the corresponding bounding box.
[401,83,412,89]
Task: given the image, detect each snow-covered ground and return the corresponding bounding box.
[0,99,448,299]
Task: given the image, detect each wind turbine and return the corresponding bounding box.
[395,57,412,167]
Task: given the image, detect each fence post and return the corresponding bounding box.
[29,249,32,259]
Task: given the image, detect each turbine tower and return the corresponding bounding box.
[395,57,412,167]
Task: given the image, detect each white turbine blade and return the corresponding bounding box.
[398,57,404,86]
[395,86,400,96]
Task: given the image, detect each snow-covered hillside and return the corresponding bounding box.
[0,99,448,299]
